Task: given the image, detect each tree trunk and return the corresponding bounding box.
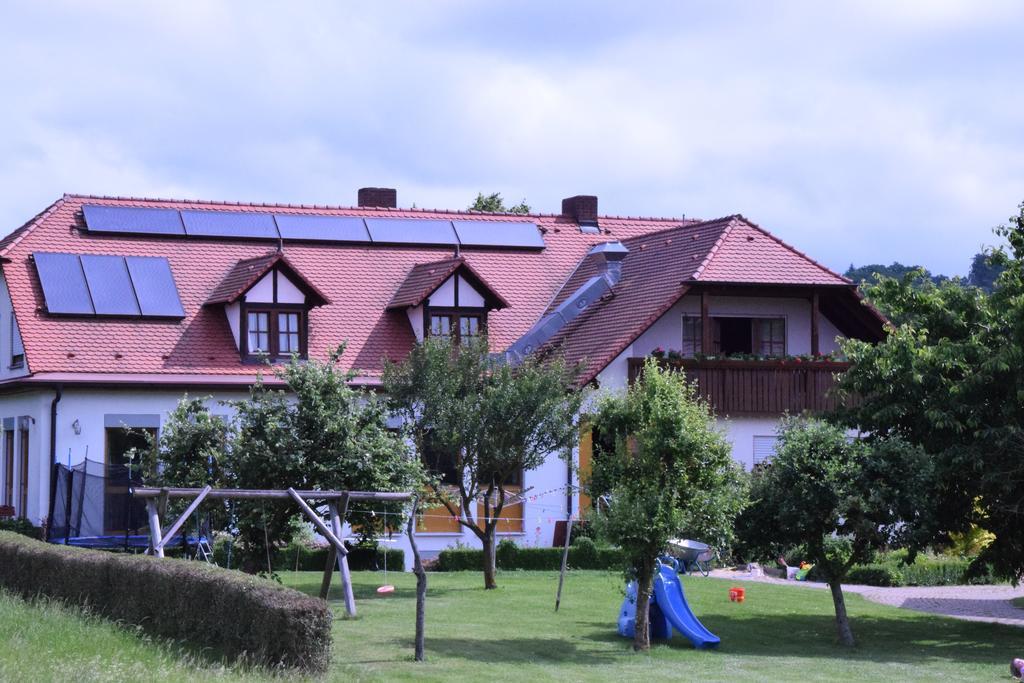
[633,557,655,651]
[405,500,427,662]
[829,580,856,647]
[482,531,498,589]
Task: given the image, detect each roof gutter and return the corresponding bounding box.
[48,384,62,525]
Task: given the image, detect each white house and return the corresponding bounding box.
[0,189,884,566]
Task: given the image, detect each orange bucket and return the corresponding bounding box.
[729,586,745,602]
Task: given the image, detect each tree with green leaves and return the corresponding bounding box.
[468,192,531,214]
[589,358,744,651]
[967,250,1005,292]
[225,379,302,573]
[837,201,1024,582]
[383,336,583,589]
[843,261,947,287]
[131,395,230,488]
[140,347,420,574]
[736,418,933,646]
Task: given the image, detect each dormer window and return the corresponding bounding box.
[428,309,483,344]
[387,257,509,344]
[242,307,306,358]
[205,252,329,362]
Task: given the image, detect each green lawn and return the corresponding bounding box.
[2,570,1021,681]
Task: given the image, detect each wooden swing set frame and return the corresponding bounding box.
[131,485,414,617]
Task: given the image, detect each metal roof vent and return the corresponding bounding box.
[505,241,628,364]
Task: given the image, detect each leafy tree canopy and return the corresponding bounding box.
[589,359,745,650]
[139,346,421,574]
[845,252,1005,293]
[383,336,583,589]
[838,201,1024,582]
[468,192,531,214]
[736,418,933,646]
[844,262,947,287]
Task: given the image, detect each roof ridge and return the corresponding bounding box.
[618,214,738,249]
[689,216,741,281]
[704,214,852,284]
[63,193,698,224]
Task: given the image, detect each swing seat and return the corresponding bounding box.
[376,585,395,594]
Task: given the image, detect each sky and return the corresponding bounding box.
[2,1,1022,276]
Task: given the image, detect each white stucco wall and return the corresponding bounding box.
[245,272,274,303]
[428,276,456,306]
[225,302,241,347]
[426,274,486,308]
[276,272,305,304]
[0,274,30,381]
[0,385,571,570]
[406,304,424,342]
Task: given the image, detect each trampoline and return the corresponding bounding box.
[47,458,211,553]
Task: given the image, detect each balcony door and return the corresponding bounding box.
[104,427,155,533]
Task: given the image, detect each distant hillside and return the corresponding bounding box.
[844,252,1004,293]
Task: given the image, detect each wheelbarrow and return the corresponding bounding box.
[666,539,715,577]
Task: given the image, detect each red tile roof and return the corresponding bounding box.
[0,194,692,382]
[539,216,879,385]
[387,257,509,310]
[0,196,878,388]
[205,251,330,306]
[693,217,850,286]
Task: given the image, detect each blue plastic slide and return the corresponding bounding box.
[653,562,720,649]
[616,561,720,649]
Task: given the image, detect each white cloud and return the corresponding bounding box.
[0,1,1022,274]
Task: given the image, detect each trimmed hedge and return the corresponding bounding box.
[213,538,403,573]
[0,531,331,672]
[436,538,626,572]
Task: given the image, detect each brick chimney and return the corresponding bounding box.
[358,187,397,208]
[561,195,599,233]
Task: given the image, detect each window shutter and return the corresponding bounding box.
[752,435,778,465]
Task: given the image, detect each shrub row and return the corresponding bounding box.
[807,553,996,587]
[0,531,331,672]
[212,537,403,572]
[0,518,41,540]
[436,538,626,572]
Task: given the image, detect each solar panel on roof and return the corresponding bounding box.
[365,218,458,246]
[81,255,141,316]
[33,253,95,315]
[452,220,545,248]
[82,205,186,235]
[181,210,279,239]
[274,214,370,242]
[125,256,185,318]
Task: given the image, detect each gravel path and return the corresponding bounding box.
[708,569,1024,627]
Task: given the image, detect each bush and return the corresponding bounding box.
[0,532,331,671]
[804,551,998,587]
[0,518,40,539]
[847,564,902,587]
[436,540,626,571]
[435,548,482,572]
[213,537,403,573]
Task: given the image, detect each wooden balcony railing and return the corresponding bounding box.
[626,357,852,416]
